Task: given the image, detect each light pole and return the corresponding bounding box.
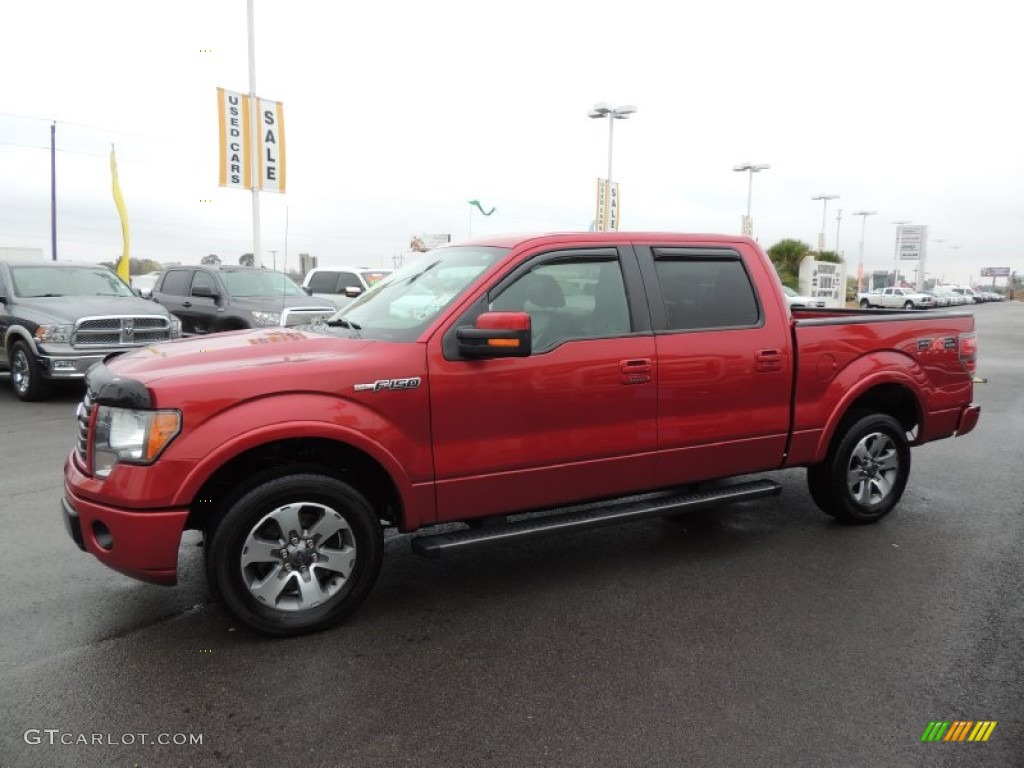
[733,162,769,236]
[811,194,839,251]
[928,238,946,292]
[853,210,877,292]
[834,208,843,256]
[892,220,911,286]
[588,103,636,231]
[946,245,960,287]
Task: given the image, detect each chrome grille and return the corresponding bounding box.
[76,393,94,462]
[73,315,173,347]
[282,307,335,327]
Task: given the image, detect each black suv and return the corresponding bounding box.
[0,261,181,400]
[151,265,336,335]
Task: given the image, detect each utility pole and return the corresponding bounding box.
[50,121,57,261]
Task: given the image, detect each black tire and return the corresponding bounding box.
[206,473,383,636]
[859,299,871,309]
[903,300,914,310]
[806,411,910,524]
[9,339,51,401]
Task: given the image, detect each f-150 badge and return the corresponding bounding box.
[354,377,422,392]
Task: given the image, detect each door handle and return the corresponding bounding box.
[755,348,783,371]
[182,301,192,308]
[619,358,652,385]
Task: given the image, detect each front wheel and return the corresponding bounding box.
[9,340,51,401]
[206,473,383,636]
[806,412,910,524]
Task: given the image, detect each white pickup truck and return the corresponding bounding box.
[858,287,936,310]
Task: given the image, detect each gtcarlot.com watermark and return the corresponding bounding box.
[24,729,202,746]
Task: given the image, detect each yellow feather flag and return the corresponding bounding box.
[110,145,130,283]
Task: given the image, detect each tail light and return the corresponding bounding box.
[959,332,977,375]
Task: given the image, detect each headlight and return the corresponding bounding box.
[251,310,281,326]
[34,324,73,344]
[169,316,183,338]
[93,406,181,478]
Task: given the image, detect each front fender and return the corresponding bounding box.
[4,326,39,355]
[164,392,433,522]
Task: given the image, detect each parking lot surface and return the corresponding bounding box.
[1,302,1021,767]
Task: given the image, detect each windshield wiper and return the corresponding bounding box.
[327,318,361,329]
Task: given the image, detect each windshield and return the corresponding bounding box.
[10,266,134,298]
[326,246,509,341]
[220,269,306,297]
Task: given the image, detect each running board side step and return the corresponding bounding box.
[411,478,781,558]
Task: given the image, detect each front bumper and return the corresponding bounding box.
[37,351,107,380]
[62,461,190,585]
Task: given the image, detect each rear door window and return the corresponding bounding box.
[651,249,761,331]
[160,270,192,296]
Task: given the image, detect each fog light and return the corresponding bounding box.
[53,360,75,370]
[91,521,114,551]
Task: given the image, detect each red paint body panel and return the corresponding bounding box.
[64,462,188,585]
[61,233,979,585]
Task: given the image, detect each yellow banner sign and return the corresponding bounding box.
[217,88,286,193]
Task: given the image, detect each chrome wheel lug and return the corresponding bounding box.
[284,563,293,572]
[290,536,299,545]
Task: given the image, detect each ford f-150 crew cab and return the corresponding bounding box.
[62,233,981,636]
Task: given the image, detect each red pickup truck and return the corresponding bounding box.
[62,233,980,635]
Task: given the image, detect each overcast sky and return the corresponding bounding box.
[2,0,1020,285]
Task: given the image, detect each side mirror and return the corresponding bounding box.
[191,285,219,299]
[343,286,364,298]
[302,286,313,295]
[457,311,532,358]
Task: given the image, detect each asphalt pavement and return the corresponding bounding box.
[0,302,1021,768]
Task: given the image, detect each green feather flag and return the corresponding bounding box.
[468,199,496,216]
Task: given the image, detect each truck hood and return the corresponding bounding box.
[107,327,371,385]
[21,295,172,323]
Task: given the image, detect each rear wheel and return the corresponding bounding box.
[206,473,383,636]
[903,300,914,309]
[9,340,51,401]
[859,299,871,309]
[806,412,910,524]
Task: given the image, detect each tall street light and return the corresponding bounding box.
[811,194,839,251]
[928,238,946,292]
[733,162,769,236]
[853,210,877,292]
[588,103,637,185]
[835,208,843,256]
[589,103,636,231]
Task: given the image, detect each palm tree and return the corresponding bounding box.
[766,239,811,287]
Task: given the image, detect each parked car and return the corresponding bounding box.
[858,286,936,309]
[781,285,826,308]
[950,286,983,304]
[151,265,336,335]
[922,290,949,308]
[933,287,965,306]
[0,261,181,400]
[130,271,161,298]
[63,233,980,636]
[302,266,392,308]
